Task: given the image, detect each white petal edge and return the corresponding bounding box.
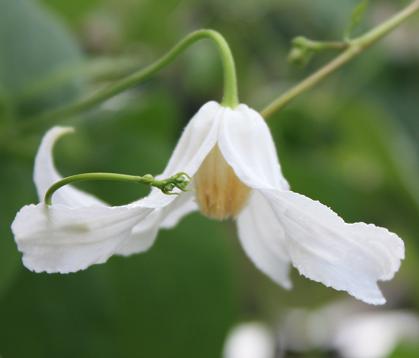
[161,101,222,177]
[138,101,222,209]
[261,189,405,305]
[218,104,289,191]
[115,191,197,256]
[160,191,198,229]
[237,191,292,289]
[12,202,153,273]
[114,210,162,256]
[34,126,105,207]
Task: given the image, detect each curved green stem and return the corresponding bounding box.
[44,172,191,205]
[25,29,238,130]
[261,0,419,118]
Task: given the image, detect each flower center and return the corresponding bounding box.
[194,146,251,220]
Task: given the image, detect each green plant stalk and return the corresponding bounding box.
[44,173,152,205]
[292,36,349,51]
[44,172,190,205]
[261,0,419,118]
[28,29,238,130]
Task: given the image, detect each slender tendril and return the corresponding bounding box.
[44,172,191,205]
[261,0,419,118]
[25,29,238,131]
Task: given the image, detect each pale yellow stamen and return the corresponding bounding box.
[195,146,251,220]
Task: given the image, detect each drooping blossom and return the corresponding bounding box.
[12,101,404,304]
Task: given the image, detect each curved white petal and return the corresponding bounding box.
[115,191,197,256]
[11,202,153,273]
[237,191,292,289]
[34,126,104,207]
[218,104,289,191]
[261,189,405,305]
[138,101,222,209]
[161,101,222,177]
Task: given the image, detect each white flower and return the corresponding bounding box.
[223,322,275,358]
[12,101,404,305]
[11,127,188,273]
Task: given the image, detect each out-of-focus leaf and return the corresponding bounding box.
[0,156,35,299]
[343,0,369,39]
[41,0,101,23]
[390,342,419,357]
[0,0,84,116]
[0,85,14,131]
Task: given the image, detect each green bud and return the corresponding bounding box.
[172,172,191,191]
[288,46,313,67]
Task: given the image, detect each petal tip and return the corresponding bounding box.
[22,254,106,274]
[364,297,386,306]
[43,126,76,141]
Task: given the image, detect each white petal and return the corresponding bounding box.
[160,190,197,229]
[34,126,104,207]
[12,202,152,273]
[223,322,275,358]
[218,104,289,190]
[262,189,405,305]
[115,191,197,256]
[114,210,162,256]
[161,101,222,177]
[137,101,222,209]
[237,191,292,289]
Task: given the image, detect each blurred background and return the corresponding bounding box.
[1,0,419,357]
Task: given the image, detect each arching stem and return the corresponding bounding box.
[44,172,191,205]
[25,29,238,131]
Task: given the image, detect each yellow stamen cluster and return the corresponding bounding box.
[195,146,251,220]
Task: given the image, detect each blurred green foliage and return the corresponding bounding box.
[1,0,419,357]
[0,0,83,115]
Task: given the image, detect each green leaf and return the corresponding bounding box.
[0,156,35,299]
[0,0,84,116]
[344,0,369,40]
[390,342,419,357]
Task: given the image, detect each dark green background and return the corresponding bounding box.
[1,0,419,356]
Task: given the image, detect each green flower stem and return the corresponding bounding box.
[44,172,191,205]
[26,29,238,130]
[261,0,419,118]
[292,36,348,51]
